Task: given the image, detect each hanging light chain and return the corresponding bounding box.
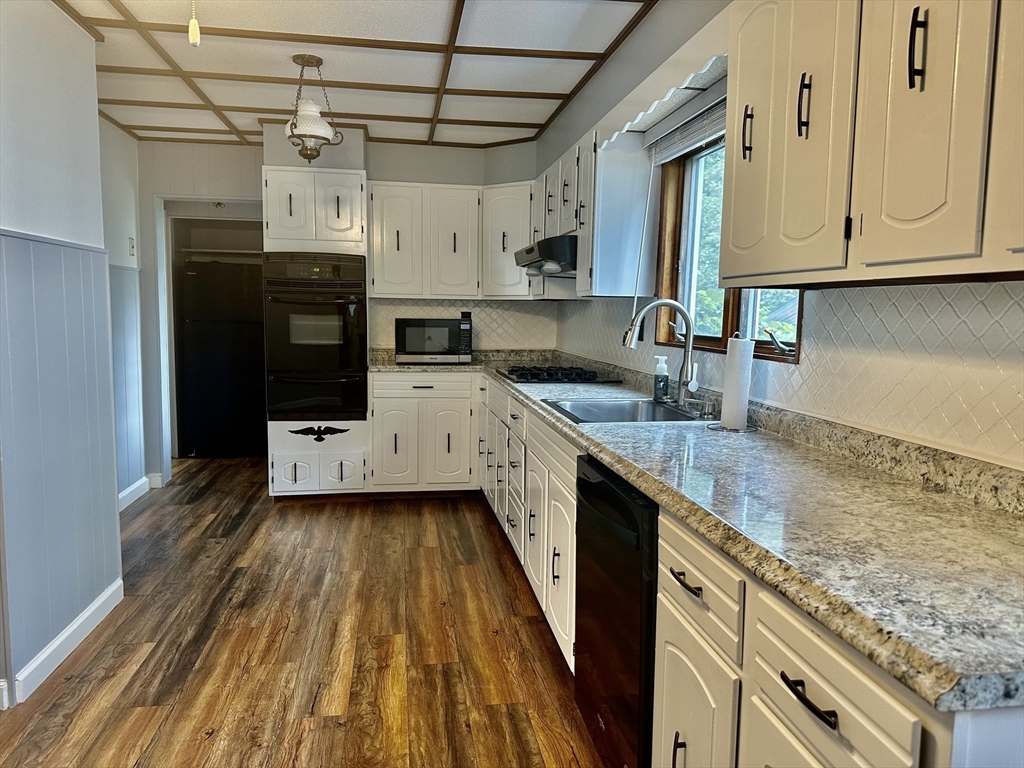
[290,64,307,132]
[315,65,341,140]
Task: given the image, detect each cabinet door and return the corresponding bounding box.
[266,170,316,241]
[272,452,319,493]
[575,134,596,293]
[507,494,526,563]
[320,451,364,491]
[484,409,498,514]
[653,595,740,768]
[428,186,480,297]
[422,400,471,485]
[851,0,996,266]
[477,402,489,492]
[721,0,779,269]
[981,0,1024,263]
[546,474,575,670]
[558,146,579,235]
[495,420,508,524]
[372,401,418,485]
[371,184,423,295]
[481,185,531,296]
[524,451,548,608]
[738,694,826,768]
[315,172,365,250]
[544,162,560,236]
[530,176,545,244]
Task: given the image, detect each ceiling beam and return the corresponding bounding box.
[136,137,263,146]
[50,0,104,41]
[430,0,467,145]
[98,110,139,140]
[536,0,660,139]
[104,0,250,145]
[119,125,264,136]
[452,45,602,61]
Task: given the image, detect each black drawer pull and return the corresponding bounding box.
[671,731,686,768]
[508,515,517,530]
[552,548,560,584]
[781,670,839,731]
[796,72,812,138]
[669,567,703,600]
[908,6,928,90]
[509,461,520,469]
[412,385,434,389]
[509,413,520,421]
[528,510,536,540]
[741,104,754,161]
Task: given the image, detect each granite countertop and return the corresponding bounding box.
[369,363,489,373]
[481,373,1024,713]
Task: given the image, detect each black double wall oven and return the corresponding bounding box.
[264,254,368,420]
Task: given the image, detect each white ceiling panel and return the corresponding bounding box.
[433,124,535,145]
[197,79,437,117]
[95,27,171,69]
[457,0,638,52]
[363,121,430,141]
[100,105,228,131]
[97,72,204,104]
[119,0,455,43]
[439,95,556,124]
[66,0,120,19]
[447,54,591,94]
[151,32,444,87]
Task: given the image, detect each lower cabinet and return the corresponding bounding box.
[546,473,576,669]
[272,452,320,493]
[653,593,740,768]
[320,451,365,491]
[739,694,825,768]
[422,400,471,485]
[268,420,369,496]
[372,401,419,485]
[524,452,549,607]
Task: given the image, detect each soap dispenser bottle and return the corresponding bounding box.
[653,356,670,402]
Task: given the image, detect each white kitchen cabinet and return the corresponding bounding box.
[481,184,531,297]
[738,694,825,768]
[852,0,997,267]
[264,167,366,254]
[484,407,499,514]
[543,161,560,237]
[370,183,424,296]
[507,491,526,563]
[272,452,319,493]
[422,400,471,485]
[547,473,576,670]
[265,170,316,242]
[428,186,480,297]
[575,133,596,294]
[653,593,740,768]
[268,421,371,497]
[495,414,509,523]
[557,145,579,235]
[720,0,859,280]
[372,401,419,485]
[531,176,546,244]
[319,451,364,491]
[524,452,548,608]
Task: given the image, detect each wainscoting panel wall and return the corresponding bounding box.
[557,282,1024,469]
[0,233,122,675]
[109,266,146,501]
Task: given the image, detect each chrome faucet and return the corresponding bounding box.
[622,299,699,399]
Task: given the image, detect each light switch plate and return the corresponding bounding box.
[128,236,135,259]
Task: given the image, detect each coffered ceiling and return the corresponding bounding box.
[53,0,659,148]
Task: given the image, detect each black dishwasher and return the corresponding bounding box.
[575,455,658,768]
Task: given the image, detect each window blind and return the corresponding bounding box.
[648,100,727,166]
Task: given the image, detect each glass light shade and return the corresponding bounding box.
[285,98,342,163]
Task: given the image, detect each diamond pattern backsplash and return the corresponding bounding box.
[369,298,558,350]
[557,282,1024,469]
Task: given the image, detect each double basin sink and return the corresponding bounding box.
[542,398,699,424]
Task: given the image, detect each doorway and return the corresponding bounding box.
[171,219,266,458]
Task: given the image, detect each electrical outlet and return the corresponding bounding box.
[128,236,135,260]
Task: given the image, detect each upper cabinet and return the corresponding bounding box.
[557,145,579,235]
[481,184,531,297]
[720,0,1017,288]
[543,160,560,237]
[263,167,366,254]
[531,176,546,245]
[370,183,424,296]
[575,132,597,294]
[428,186,480,297]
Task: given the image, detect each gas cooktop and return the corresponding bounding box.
[497,365,622,384]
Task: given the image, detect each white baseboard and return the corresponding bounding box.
[14,579,123,703]
[118,476,150,511]
[0,679,8,710]
[146,472,165,489]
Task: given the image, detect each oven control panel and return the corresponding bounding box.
[285,263,341,280]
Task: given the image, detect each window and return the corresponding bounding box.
[654,136,802,361]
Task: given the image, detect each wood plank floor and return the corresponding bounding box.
[0,458,601,768]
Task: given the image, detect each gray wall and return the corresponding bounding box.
[484,143,538,185]
[0,233,121,673]
[366,142,486,184]
[109,266,145,495]
[262,124,366,169]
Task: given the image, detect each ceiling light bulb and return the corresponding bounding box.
[188,17,200,46]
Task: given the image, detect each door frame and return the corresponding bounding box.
[0,463,13,709]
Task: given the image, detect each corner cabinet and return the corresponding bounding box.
[263,167,366,254]
[481,184,531,297]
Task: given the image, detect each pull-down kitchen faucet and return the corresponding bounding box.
[622,299,699,399]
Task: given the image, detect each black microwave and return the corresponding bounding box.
[395,315,472,364]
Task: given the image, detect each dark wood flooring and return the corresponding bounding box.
[0,458,601,767]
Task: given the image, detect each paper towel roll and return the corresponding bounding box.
[720,336,755,430]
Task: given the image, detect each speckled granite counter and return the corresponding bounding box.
[481,372,1024,713]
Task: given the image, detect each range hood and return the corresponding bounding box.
[514,234,577,277]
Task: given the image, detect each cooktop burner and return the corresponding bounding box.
[498,365,622,384]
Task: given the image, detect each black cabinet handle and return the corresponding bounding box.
[552,548,560,584]
[291,463,297,484]
[502,231,507,252]
[741,104,754,161]
[336,195,340,220]
[509,461,520,469]
[509,413,520,421]
[781,670,839,731]
[546,191,553,214]
[669,567,703,600]
[478,436,485,456]
[562,179,569,206]
[393,433,398,455]
[908,6,928,90]
[671,732,686,768]
[578,202,586,227]
[528,510,536,540]
[486,449,493,470]
[412,385,434,389]
[533,227,539,239]
[288,192,293,217]
[447,432,451,454]
[796,72,812,138]
[396,229,400,252]
[453,232,457,252]
[508,515,517,530]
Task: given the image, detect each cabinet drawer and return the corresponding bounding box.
[478,375,489,405]
[658,514,745,665]
[372,374,472,399]
[507,397,527,441]
[487,382,509,417]
[508,433,525,499]
[750,592,920,768]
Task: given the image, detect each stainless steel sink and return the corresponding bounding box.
[542,398,698,424]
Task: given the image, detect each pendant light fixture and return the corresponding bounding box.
[286,54,344,164]
[188,0,200,46]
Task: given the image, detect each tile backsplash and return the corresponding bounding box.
[557,282,1024,470]
[369,298,558,350]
